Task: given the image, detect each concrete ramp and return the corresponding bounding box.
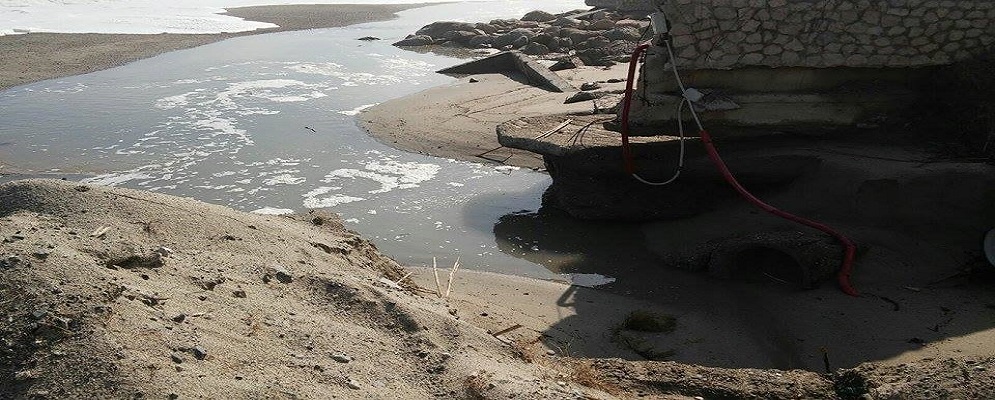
[438,51,575,93]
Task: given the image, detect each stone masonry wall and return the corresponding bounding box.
[586,0,658,11]
[656,0,994,69]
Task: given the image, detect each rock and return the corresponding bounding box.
[489,18,518,27]
[191,346,208,360]
[553,36,573,50]
[512,35,530,48]
[531,33,555,47]
[582,36,610,49]
[172,314,186,323]
[468,35,494,48]
[605,27,641,41]
[580,82,601,91]
[552,17,583,28]
[564,91,607,104]
[494,28,536,48]
[559,28,597,44]
[577,47,611,66]
[357,36,380,41]
[0,255,21,269]
[522,42,550,55]
[170,353,184,364]
[332,353,353,363]
[106,252,163,269]
[346,378,362,390]
[469,78,479,83]
[522,10,556,22]
[474,22,498,34]
[415,21,476,38]
[154,246,174,257]
[393,35,434,46]
[32,249,50,260]
[615,19,647,29]
[587,19,616,31]
[549,56,583,71]
[443,30,478,45]
[606,78,625,83]
[264,265,293,284]
[232,288,247,298]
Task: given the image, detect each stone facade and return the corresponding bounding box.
[657,0,994,69]
[586,0,659,11]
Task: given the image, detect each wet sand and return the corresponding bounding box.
[0,4,424,91]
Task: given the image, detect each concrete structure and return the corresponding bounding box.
[437,51,575,92]
[499,0,995,222]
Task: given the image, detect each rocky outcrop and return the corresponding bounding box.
[394,9,650,67]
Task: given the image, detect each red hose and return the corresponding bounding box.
[619,43,650,175]
[619,44,859,296]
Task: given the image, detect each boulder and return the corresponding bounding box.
[512,35,530,49]
[493,28,536,48]
[489,18,518,27]
[564,91,607,104]
[552,17,583,28]
[393,35,434,46]
[475,22,499,34]
[522,10,556,22]
[605,26,642,41]
[558,28,597,44]
[615,19,648,29]
[580,82,602,91]
[532,33,555,47]
[522,42,550,55]
[577,47,612,65]
[587,19,616,31]
[582,36,611,49]
[443,30,478,45]
[416,21,476,38]
[549,56,583,71]
[554,37,574,49]
[468,35,494,48]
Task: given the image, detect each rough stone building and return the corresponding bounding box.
[590,0,995,127]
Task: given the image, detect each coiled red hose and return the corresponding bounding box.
[619,44,859,296]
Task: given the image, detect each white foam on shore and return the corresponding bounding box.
[321,160,440,194]
[302,187,365,208]
[251,206,295,215]
[338,103,378,116]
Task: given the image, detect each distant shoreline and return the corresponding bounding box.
[0,3,427,91]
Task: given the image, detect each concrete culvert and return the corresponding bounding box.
[698,231,841,289]
[721,245,806,287]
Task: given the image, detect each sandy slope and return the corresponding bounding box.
[0,179,617,398]
[2,180,993,399]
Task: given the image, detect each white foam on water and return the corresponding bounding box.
[252,206,295,215]
[302,187,365,208]
[262,174,305,186]
[338,103,378,116]
[322,160,440,194]
[81,171,156,186]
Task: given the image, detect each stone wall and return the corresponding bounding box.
[586,0,658,11]
[659,0,995,69]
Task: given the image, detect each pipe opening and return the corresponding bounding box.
[726,246,805,287]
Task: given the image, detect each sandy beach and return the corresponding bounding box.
[0,4,420,91]
[5,179,991,399]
